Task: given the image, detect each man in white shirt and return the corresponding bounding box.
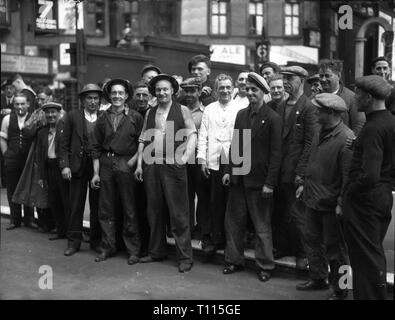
[0,93,35,230]
[197,74,246,256]
[232,71,250,110]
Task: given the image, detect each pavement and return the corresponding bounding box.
[0,187,394,299]
[1,216,336,300]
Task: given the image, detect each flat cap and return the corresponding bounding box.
[148,74,179,97]
[311,93,347,112]
[79,83,102,97]
[307,73,320,84]
[355,75,392,99]
[103,78,133,102]
[140,64,162,77]
[280,66,308,78]
[188,54,211,73]
[259,61,280,75]
[42,102,62,111]
[180,77,202,89]
[247,72,270,94]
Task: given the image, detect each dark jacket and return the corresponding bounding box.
[36,124,62,181]
[303,122,355,211]
[226,103,282,189]
[336,85,366,137]
[346,110,395,195]
[59,109,101,177]
[270,94,319,184]
[92,106,143,160]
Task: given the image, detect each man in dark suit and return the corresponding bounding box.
[1,79,15,115]
[0,79,15,187]
[59,84,103,256]
[272,66,319,269]
[222,72,282,282]
[343,76,395,300]
[36,102,69,240]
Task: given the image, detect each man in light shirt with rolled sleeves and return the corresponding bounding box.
[197,74,247,257]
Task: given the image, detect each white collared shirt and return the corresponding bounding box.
[197,99,246,170]
[84,110,98,123]
[233,95,250,110]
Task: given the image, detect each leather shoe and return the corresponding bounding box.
[94,251,115,262]
[49,235,67,241]
[178,263,193,273]
[296,279,329,291]
[257,270,271,282]
[64,247,79,256]
[127,255,139,265]
[139,256,166,263]
[223,264,243,275]
[6,223,21,230]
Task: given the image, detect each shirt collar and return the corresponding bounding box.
[84,109,98,122]
[108,105,126,115]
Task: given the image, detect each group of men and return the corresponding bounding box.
[1,54,394,300]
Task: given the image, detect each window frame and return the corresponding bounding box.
[284,1,300,37]
[209,0,230,37]
[85,0,106,37]
[248,0,264,36]
[122,0,140,35]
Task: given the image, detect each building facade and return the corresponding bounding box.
[1,0,394,94]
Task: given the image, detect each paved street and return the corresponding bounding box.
[1,217,337,300]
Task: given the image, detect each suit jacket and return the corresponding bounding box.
[58,109,101,177]
[270,94,319,184]
[226,103,282,189]
[336,85,366,136]
[36,124,62,181]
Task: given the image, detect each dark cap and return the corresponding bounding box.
[148,74,179,97]
[259,61,280,75]
[247,72,270,94]
[355,75,392,100]
[188,54,211,73]
[42,102,62,111]
[79,83,103,98]
[180,77,202,89]
[307,73,320,84]
[103,78,133,102]
[140,64,162,77]
[280,66,308,78]
[311,93,347,112]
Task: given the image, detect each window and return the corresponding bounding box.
[210,0,228,35]
[284,2,300,36]
[156,1,177,35]
[123,0,139,33]
[249,1,264,36]
[86,0,105,36]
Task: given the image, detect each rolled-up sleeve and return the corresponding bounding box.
[0,115,10,140]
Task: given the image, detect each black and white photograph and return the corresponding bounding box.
[0,0,394,305]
